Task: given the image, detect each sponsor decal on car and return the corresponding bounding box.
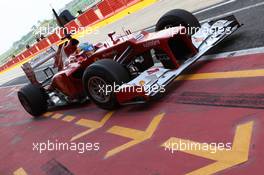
[143,40,160,48]
[147,68,160,75]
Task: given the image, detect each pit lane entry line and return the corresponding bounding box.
[13,168,28,175]
[71,111,114,141]
[51,113,64,119]
[43,111,164,159]
[105,113,164,159]
[43,111,114,142]
[176,68,264,81]
[44,112,76,122]
[62,115,76,122]
[162,121,254,175]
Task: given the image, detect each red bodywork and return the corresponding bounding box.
[51,27,198,99]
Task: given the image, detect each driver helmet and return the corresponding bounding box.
[79,42,94,52]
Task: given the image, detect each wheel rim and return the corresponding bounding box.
[18,93,32,114]
[164,24,174,29]
[88,76,111,103]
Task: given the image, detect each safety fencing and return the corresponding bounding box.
[0,0,142,73]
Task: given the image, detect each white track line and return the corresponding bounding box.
[0,83,27,89]
[1,47,264,89]
[200,1,264,23]
[193,0,236,15]
[145,25,155,31]
[145,0,237,31]
[5,87,19,97]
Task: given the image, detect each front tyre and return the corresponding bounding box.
[156,9,200,35]
[83,59,130,110]
[18,84,48,117]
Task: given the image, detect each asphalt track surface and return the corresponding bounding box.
[151,0,264,54]
[1,0,264,87]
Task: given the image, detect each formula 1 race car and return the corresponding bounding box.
[18,9,241,117]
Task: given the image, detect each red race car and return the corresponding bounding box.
[18,9,242,117]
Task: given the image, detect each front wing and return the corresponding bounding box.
[116,15,242,105]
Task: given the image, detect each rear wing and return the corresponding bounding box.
[21,46,58,85]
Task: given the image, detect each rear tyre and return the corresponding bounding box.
[156,9,200,35]
[18,84,48,117]
[83,59,130,110]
